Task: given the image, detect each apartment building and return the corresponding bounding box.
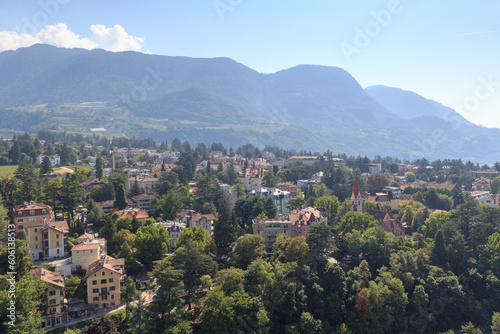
[252,217,293,249]
[31,268,68,328]
[84,256,125,309]
[13,202,54,232]
[237,167,265,191]
[71,238,107,272]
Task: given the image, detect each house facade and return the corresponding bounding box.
[31,268,68,328]
[84,256,125,309]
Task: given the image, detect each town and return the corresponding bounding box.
[1,133,500,333]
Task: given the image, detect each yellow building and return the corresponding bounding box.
[84,256,125,309]
[252,217,292,249]
[71,238,106,272]
[25,219,69,260]
[13,202,54,234]
[30,268,68,329]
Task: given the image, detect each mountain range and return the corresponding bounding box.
[0,44,499,163]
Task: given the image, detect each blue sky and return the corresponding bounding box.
[1,0,499,127]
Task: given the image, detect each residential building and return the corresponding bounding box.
[277,182,299,198]
[237,167,265,191]
[71,238,107,272]
[368,163,382,174]
[471,191,497,207]
[253,217,292,249]
[158,221,186,248]
[13,202,54,232]
[249,187,292,215]
[99,200,115,213]
[473,178,490,191]
[81,178,105,195]
[311,172,324,183]
[113,207,149,222]
[365,209,405,236]
[31,268,68,328]
[125,176,160,194]
[426,183,460,193]
[175,210,215,236]
[84,256,125,309]
[77,233,95,244]
[289,207,327,238]
[131,193,157,213]
[286,156,323,166]
[36,154,61,166]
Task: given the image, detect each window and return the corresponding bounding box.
[109,278,114,283]
[93,297,99,302]
[101,279,107,284]
[101,287,107,293]
[35,244,38,249]
[56,241,60,247]
[42,210,46,214]
[30,210,35,216]
[102,271,106,276]
[34,228,38,233]
[110,286,115,291]
[111,294,115,300]
[35,236,38,241]
[93,288,99,293]
[57,249,60,254]
[49,290,56,296]
[102,296,107,301]
[92,280,97,285]
[18,212,22,216]
[56,234,59,239]
[49,299,56,305]
[18,225,23,230]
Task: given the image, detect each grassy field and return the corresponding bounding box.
[0,165,17,178]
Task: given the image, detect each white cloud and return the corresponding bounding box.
[0,23,144,52]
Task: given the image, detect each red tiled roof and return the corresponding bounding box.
[84,256,124,279]
[30,268,65,288]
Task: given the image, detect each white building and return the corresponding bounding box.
[37,154,61,166]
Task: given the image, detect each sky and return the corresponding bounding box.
[1,0,499,128]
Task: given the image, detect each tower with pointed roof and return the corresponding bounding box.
[351,173,363,212]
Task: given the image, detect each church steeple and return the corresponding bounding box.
[351,173,363,212]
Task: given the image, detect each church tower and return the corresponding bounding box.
[351,173,363,212]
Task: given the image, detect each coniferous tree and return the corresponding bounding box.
[114,184,128,210]
[432,230,447,267]
[214,199,239,249]
[95,156,104,180]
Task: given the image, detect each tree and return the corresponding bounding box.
[130,179,142,197]
[422,211,450,238]
[460,322,481,334]
[367,173,389,193]
[491,176,500,194]
[95,156,104,180]
[214,199,239,249]
[114,184,128,210]
[0,273,47,333]
[40,156,53,174]
[134,224,170,267]
[229,234,266,269]
[176,226,216,255]
[492,312,500,334]
[287,196,305,211]
[172,243,217,310]
[15,163,41,202]
[432,230,447,268]
[337,211,377,234]
[262,169,278,188]
[483,232,500,276]
[405,172,416,183]
[0,239,34,277]
[264,196,278,218]
[121,277,137,320]
[60,175,84,222]
[81,316,119,334]
[282,236,309,264]
[315,195,340,226]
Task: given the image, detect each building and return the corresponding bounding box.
[84,256,125,309]
[289,207,327,238]
[36,154,61,166]
[365,209,405,236]
[249,187,292,215]
[252,217,293,249]
[77,233,95,244]
[471,191,497,207]
[113,207,149,222]
[237,167,266,191]
[71,238,107,272]
[14,203,69,260]
[13,202,54,232]
[277,183,299,198]
[98,200,115,213]
[31,268,68,328]
[351,174,363,212]
[131,193,157,213]
[331,158,346,168]
[125,176,160,194]
[425,183,460,193]
[81,178,105,195]
[473,178,490,191]
[286,156,323,166]
[158,221,186,248]
[176,210,215,236]
[368,163,382,174]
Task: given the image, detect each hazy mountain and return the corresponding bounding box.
[1,44,500,162]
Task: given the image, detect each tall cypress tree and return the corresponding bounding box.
[432,230,447,268]
[114,184,128,210]
[214,199,238,249]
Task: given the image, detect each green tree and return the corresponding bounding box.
[315,195,340,226]
[405,172,416,183]
[337,211,377,234]
[287,196,305,211]
[172,242,217,310]
[214,199,239,249]
[422,211,450,238]
[134,224,170,267]
[121,277,137,320]
[229,234,266,269]
[492,312,500,334]
[262,169,278,188]
[0,239,33,277]
[176,226,216,256]
[490,176,500,194]
[95,156,104,180]
[40,156,53,174]
[130,179,142,197]
[484,232,500,276]
[60,175,84,222]
[367,173,389,193]
[15,163,41,202]
[0,273,47,333]
[264,196,278,218]
[114,184,128,210]
[460,322,481,334]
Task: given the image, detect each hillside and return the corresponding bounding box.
[2,44,500,162]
